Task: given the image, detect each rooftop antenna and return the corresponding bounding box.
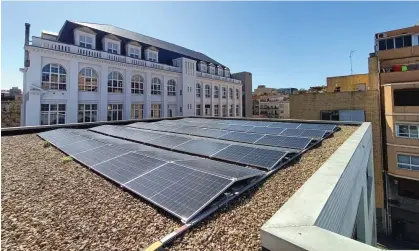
[350,50,356,75]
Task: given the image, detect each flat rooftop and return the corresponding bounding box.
[1,118,357,250]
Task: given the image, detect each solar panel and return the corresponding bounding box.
[239,148,288,170]
[297,123,337,131]
[174,158,264,180]
[90,125,165,143]
[92,152,166,183]
[204,123,230,130]
[59,139,107,155]
[136,149,199,162]
[255,135,312,149]
[244,121,273,127]
[190,128,230,138]
[218,131,264,144]
[280,129,304,137]
[38,129,86,147]
[172,126,201,135]
[268,122,300,129]
[124,163,233,222]
[148,135,192,149]
[247,127,285,135]
[72,145,131,166]
[174,140,230,156]
[300,129,328,139]
[226,124,254,132]
[212,145,256,162]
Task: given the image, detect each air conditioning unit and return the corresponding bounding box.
[376,33,387,39]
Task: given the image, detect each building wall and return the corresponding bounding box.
[231,72,251,117]
[23,46,243,125]
[289,91,384,211]
[326,74,371,92]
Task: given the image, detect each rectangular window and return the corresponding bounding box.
[214,105,219,116]
[196,104,201,115]
[107,104,123,121]
[222,105,227,117]
[229,105,233,117]
[378,35,412,51]
[218,69,223,76]
[201,65,207,73]
[179,90,183,96]
[148,51,157,62]
[40,104,66,125]
[222,87,227,99]
[151,104,161,118]
[79,35,93,49]
[107,42,118,54]
[210,67,215,75]
[394,89,419,106]
[225,71,230,78]
[396,124,419,139]
[131,104,143,119]
[78,104,97,123]
[397,154,419,171]
[236,105,239,116]
[129,47,140,58]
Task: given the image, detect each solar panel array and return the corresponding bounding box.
[90,125,292,170]
[38,118,339,224]
[38,129,264,222]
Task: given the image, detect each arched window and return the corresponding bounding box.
[131,75,144,94]
[151,77,162,95]
[205,85,211,98]
[236,89,239,99]
[229,88,233,99]
[214,86,219,98]
[108,71,123,93]
[222,87,227,99]
[196,82,201,97]
[167,80,176,96]
[78,68,98,92]
[42,63,67,90]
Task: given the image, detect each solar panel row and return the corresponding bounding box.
[38,129,265,222]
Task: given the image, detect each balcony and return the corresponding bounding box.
[377,45,419,60]
[30,37,182,73]
[380,70,419,84]
[196,71,241,84]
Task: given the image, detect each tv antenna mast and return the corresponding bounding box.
[350,50,356,75]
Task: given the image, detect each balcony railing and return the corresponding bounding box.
[31,37,181,73]
[196,71,241,84]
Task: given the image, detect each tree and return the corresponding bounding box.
[2,101,21,127]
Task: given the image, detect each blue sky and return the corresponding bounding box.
[2,2,418,90]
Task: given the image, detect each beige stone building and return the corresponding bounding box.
[290,24,419,246]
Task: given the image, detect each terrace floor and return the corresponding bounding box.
[1,125,357,250]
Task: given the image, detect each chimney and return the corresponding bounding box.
[24,23,30,67]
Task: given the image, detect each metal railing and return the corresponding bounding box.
[196,71,241,84]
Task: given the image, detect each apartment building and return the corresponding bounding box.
[20,21,248,126]
[370,25,419,246]
[252,94,289,119]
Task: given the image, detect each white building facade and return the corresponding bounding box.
[21,21,243,126]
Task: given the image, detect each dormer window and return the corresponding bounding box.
[209,64,215,75]
[201,64,207,73]
[79,35,93,49]
[148,51,158,62]
[225,69,230,78]
[129,47,140,58]
[217,67,223,76]
[108,42,118,54]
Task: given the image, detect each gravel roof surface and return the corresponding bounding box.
[1,125,357,250]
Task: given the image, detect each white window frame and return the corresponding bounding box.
[214,86,219,98]
[218,68,223,76]
[151,104,161,118]
[131,103,143,119]
[209,67,215,75]
[42,63,67,90]
[79,68,98,92]
[167,80,176,96]
[151,77,162,95]
[131,75,144,94]
[196,104,201,115]
[108,71,123,93]
[107,42,119,54]
[229,88,233,99]
[129,47,140,58]
[79,35,93,49]
[78,104,98,123]
[225,70,230,78]
[222,87,227,99]
[236,105,239,116]
[196,83,201,97]
[40,104,66,125]
[236,89,239,99]
[397,154,419,171]
[229,105,233,117]
[396,124,419,139]
[201,64,207,73]
[107,104,123,121]
[148,51,158,62]
[205,85,211,98]
[222,105,227,117]
[214,105,219,116]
